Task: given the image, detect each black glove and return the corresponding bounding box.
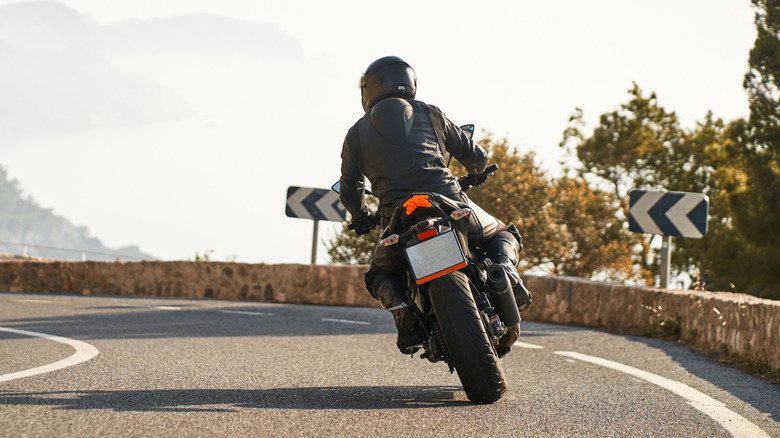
[458,173,488,192]
[458,164,497,192]
[470,172,489,187]
[348,212,379,236]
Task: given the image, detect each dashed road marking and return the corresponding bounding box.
[321,318,371,325]
[124,305,181,310]
[0,327,99,383]
[556,350,770,438]
[220,310,275,316]
[14,299,56,304]
[514,341,545,349]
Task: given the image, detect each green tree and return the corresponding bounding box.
[561,84,685,204]
[560,84,684,283]
[546,176,635,280]
[718,0,780,298]
[562,76,779,298]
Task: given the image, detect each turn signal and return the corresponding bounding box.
[451,208,471,220]
[379,234,400,247]
[403,195,431,215]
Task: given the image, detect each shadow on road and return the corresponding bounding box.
[0,386,469,411]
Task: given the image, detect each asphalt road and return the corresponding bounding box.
[1,292,778,437]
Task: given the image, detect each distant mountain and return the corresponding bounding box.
[0,1,189,136]
[0,1,305,137]
[0,1,309,261]
[0,166,156,261]
[100,13,303,59]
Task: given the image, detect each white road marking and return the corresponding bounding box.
[556,351,770,438]
[514,341,545,349]
[14,299,56,304]
[125,305,181,310]
[220,310,275,316]
[0,327,99,383]
[321,318,371,325]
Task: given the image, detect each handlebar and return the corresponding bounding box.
[458,163,499,192]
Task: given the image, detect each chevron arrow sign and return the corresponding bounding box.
[628,189,709,238]
[286,186,347,222]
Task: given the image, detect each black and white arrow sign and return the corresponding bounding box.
[628,189,709,238]
[286,186,347,222]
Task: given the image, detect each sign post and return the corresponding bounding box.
[311,221,319,264]
[285,186,347,264]
[660,236,671,289]
[628,189,709,288]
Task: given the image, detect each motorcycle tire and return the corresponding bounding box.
[428,271,507,403]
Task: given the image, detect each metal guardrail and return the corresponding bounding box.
[0,241,150,261]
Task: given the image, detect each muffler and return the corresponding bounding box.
[486,264,521,326]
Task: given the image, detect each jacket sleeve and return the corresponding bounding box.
[431,105,487,175]
[339,124,367,219]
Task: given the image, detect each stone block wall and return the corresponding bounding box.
[1,260,777,374]
[520,275,780,374]
[0,261,375,307]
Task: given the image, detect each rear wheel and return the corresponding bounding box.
[428,271,507,403]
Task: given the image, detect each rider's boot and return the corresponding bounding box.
[487,231,532,310]
[375,279,425,354]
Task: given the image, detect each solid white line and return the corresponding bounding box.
[555,351,770,438]
[514,341,545,349]
[0,327,99,383]
[321,318,371,325]
[14,299,56,304]
[220,310,275,316]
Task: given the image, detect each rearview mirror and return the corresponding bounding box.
[460,124,475,140]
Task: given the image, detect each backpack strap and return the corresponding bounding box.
[422,104,447,156]
[347,122,364,172]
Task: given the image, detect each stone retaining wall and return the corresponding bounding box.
[1,260,778,374]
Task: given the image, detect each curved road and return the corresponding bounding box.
[1,292,778,437]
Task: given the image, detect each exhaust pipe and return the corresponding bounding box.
[486,264,521,327]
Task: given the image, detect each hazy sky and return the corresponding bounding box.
[0,0,758,264]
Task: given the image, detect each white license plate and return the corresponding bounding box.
[405,230,467,284]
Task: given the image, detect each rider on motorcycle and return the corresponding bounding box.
[339,56,524,353]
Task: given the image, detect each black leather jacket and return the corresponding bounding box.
[339,98,487,218]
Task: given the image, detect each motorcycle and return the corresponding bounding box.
[333,125,531,404]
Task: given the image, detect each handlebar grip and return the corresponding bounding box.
[348,213,380,236]
[458,163,498,193]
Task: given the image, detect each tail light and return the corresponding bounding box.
[403,195,431,215]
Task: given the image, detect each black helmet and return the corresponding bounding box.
[359,56,417,112]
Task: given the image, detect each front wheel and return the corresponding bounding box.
[429,271,507,403]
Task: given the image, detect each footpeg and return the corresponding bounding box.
[400,343,423,355]
[387,302,410,312]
